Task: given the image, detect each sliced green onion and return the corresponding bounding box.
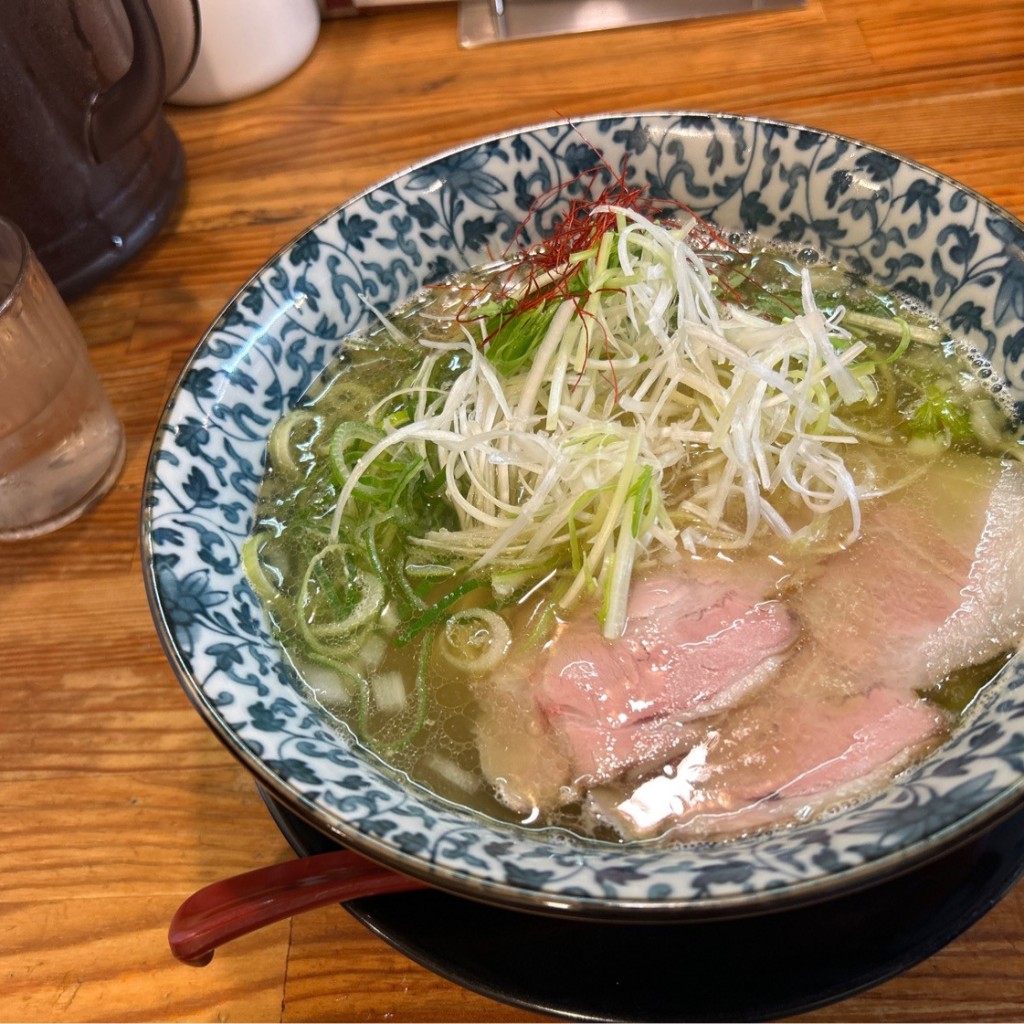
[268,409,318,477]
[843,309,944,347]
[330,422,385,486]
[296,544,384,652]
[437,607,511,675]
[241,532,280,603]
[395,578,488,646]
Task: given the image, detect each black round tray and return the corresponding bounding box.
[260,788,1024,1022]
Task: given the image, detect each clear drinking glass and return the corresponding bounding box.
[0,216,125,539]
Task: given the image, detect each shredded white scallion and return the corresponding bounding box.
[329,206,876,637]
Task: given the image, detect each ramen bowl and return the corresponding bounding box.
[142,112,1024,920]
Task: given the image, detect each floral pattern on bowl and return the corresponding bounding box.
[142,112,1024,917]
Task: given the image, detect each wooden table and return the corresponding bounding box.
[3,1,1024,1019]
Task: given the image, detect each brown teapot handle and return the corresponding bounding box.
[86,0,166,162]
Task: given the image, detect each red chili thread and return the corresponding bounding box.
[454,138,797,350]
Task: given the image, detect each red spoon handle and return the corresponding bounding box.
[168,849,426,966]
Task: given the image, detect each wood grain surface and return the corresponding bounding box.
[2,1,1024,1020]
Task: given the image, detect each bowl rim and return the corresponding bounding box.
[141,110,1024,919]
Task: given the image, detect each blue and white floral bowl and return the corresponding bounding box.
[143,113,1024,919]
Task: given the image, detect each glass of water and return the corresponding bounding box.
[0,216,125,540]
